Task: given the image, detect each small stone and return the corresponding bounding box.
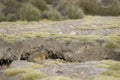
[69,31,76,35]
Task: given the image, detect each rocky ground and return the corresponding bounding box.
[0,16,120,80]
[0,60,120,80]
[0,16,119,62]
[0,60,106,80]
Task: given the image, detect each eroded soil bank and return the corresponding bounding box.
[0,37,120,63]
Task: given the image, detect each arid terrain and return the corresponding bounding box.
[0,16,120,80]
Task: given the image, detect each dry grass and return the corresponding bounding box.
[5,62,46,80]
[0,16,119,49]
[93,60,120,80]
[5,68,33,76]
[22,70,46,80]
[41,76,72,80]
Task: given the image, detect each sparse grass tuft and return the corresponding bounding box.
[22,70,46,80]
[5,68,33,76]
[104,35,120,49]
[42,59,66,66]
[105,41,118,49]
[93,60,120,80]
[41,76,72,80]
[75,27,95,30]
[91,75,120,80]
[5,62,46,80]
[1,34,22,44]
[29,63,44,69]
[97,60,119,69]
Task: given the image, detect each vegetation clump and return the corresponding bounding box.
[0,0,120,21]
[43,8,63,20]
[56,0,85,19]
[29,0,48,11]
[0,11,5,21]
[41,76,72,80]
[44,0,57,4]
[17,3,41,21]
[5,62,46,80]
[63,4,85,19]
[6,13,17,21]
[22,70,46,80]
[5,68,32,76]
[92,60,120,80]
[78,0,120,16]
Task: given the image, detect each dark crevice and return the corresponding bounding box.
[20,49,66,62]
[0,59,13,66]
[1,46,120,66]
[20,52,31,60]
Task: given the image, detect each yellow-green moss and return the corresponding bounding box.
[22,70,46,80]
